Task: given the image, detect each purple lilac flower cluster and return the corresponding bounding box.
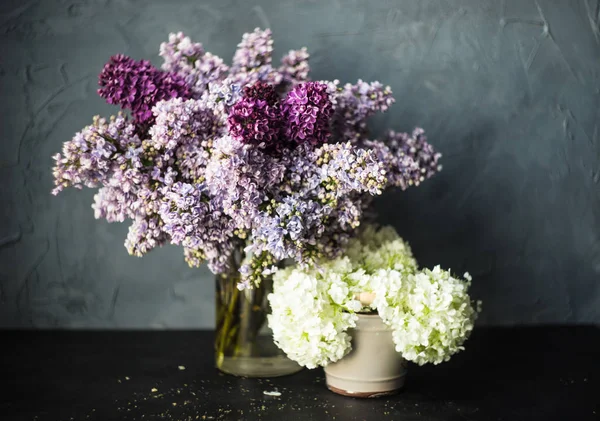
[125,216,168,257]
[92,185,138,223]
[233,28,274,71]
[52,28,442,287]
[282,82,333,146]
[52,113,140,195]
[234,141,389,285]
[227,80,335,151]
[159,182,237,273]
[98,55,191,124]
[160,32,229,98]
[149,97,224,183]
[230,28,282,88]
[385,128,443,182]
[362,128,442,190]
[330,79,395,143]
[205,135,287,232]
[227,82,281,149]
[278,48,310,87]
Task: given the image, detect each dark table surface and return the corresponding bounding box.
[1,327,599,421]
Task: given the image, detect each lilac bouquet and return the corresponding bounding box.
[51,28,441,290]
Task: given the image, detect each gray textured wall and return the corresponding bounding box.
[1,0,599,328]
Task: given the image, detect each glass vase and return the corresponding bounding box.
[215,261,302,377]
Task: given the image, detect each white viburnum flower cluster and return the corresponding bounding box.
[372,266,481,365]
[267,224,481,368]
[267,268,357,369]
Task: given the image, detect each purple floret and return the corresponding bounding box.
[98,54,191,125]
[282,82,333,147]
[227,82,282,150]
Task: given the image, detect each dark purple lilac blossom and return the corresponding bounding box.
[227,82,282,150]
[282,82,333,147]
[98,54,191,124]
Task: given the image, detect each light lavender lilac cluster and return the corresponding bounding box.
[160,32,229,99]
[51,28,442,288]
[330,79,395,142]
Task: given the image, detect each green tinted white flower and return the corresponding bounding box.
[374,266,479,365]
[267,268,357,369]
[268,224,481,368]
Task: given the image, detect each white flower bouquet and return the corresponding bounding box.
[268,225,482,369]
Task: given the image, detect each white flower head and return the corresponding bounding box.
[267,224,481,368]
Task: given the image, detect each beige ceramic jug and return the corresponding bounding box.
[324,313,407,397]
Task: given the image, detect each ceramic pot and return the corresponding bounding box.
[324,313,407,397]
